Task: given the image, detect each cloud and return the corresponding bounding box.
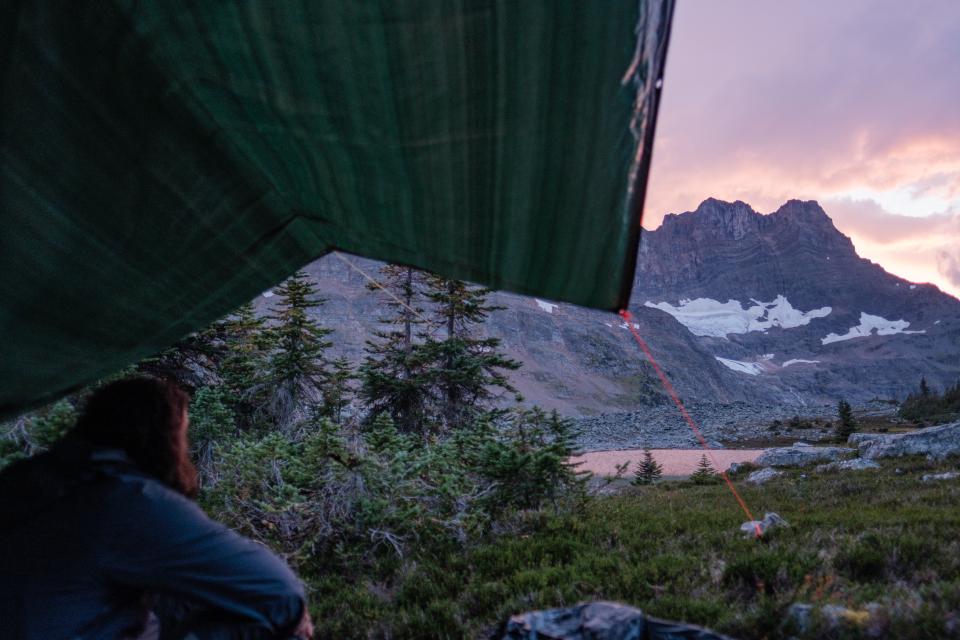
[645,0,960,222]
[938,250,960,287]
[823,198,960,245]
[640,0,960,300]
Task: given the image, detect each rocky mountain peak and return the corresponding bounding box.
[770,199,834,228]
[657,198,761,241]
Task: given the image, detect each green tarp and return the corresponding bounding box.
[0,1,673,417]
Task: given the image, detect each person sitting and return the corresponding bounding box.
[0,376,314,639]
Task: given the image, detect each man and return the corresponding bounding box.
[0,377,314,639]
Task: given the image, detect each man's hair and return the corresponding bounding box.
[74,377,199,498]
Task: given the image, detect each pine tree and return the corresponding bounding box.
[920,376,931,397]
[690,454,719,485]
[264,271,333,431]
[189,385,236,484]
[220,302,273,429]
[360,265,433,433]
[137,319,228,390]
[633,448,663,486]
[420,275,520,432]
[321,356,354,423]
[836,398,857,441]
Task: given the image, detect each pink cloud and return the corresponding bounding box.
[641,0,960,299]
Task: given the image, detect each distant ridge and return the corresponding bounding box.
[279,198,960,415]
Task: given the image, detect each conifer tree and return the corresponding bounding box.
[420,276,520,432]
[360,265,432,432]
[137,319,228,389]
[633,448,663,485]
[690,454,719,485]
[920,376,931,398]
[321,356,354,423]
[265,271,333,431]
[220,301,273,429]
[836,398,857,440]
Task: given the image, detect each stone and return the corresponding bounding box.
[848,433,885,446]
[746,467,782,485]
[741,512,788,538]
[755,444,851,467]
[921,471,959,483]
[816,458,881,472]
[785,603,814,635]
[820,604,871,629]
[858,421,960,460]
[501,601,734,640]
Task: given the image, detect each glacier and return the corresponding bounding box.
[715,357,764,375]
[822,313,925,345]
[645,295,832,338]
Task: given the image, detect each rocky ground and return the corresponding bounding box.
[573,401,897,451]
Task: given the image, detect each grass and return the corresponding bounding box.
[302,455,960,639]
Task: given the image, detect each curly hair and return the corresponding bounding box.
[74,377,199,498]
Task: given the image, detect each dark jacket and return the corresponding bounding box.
[0,435,306,639]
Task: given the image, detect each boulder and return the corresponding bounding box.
[816,458,881,472]
[741,512,788,538]
[755,444,851,467]
[847,433,885,446]
[785,603,813,635]
[857,421,960,460]
[746,467,782,485]
[921,471,959,483]
[501,601,734,640]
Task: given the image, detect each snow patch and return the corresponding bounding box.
[935,320,941,325]
[262,290,275,298]
[645,295,831,338]
[761,353,775,361]
[715,357,764,376]
[782,359,820,368]
[909,284,917,290]
[535,299,558,314]
[822,313,926,345]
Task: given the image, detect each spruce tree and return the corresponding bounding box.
[265,271,333,431]
[836,398,857,441]
[420,276,520,432]
[690,454,719,485]
[189,385,236,483]
[360,265,433,433]
[322,356,354,423]
[137,320,228,389]
[633,448,663,486]
[220,302,273,429]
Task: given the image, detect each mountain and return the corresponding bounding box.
[265,199,960,415]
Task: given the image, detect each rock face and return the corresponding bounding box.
[816,458,881,472]
[755,444,851,467]
[633,198,960,406]
[269,197,959,417]
[746,468,782,485]
[857,421,960,459]
[501,601,733,640]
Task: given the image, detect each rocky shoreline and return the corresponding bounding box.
[572,401,895,451]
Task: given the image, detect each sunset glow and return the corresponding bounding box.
[644,0,960,298]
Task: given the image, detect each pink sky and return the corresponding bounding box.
[643,0,960,299]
